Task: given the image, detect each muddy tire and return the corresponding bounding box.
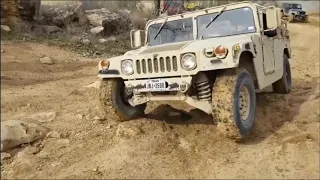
[272,54,292,94]
[212,69,256,140]
[99,78,146,121]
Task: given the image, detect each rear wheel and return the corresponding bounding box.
[272,54,292,94]
[212,69,257,140]
[99,78,146,121]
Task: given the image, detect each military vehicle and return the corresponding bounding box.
[98,1,292,140]
[281,2,308,22]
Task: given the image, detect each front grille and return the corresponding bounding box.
[136,56,178,74]
[299,11,305,15]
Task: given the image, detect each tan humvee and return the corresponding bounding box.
[97,1,292,140]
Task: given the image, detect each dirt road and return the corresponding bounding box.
[1,16,319,179]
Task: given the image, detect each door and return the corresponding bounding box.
[262,36,276,74]
[260,12,276,74]
[273,39,285,72]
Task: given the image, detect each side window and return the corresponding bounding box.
[262,13,268,30]
[262,12,277,38]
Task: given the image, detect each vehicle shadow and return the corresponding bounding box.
[146,103,214,125]
[146,77,318,144]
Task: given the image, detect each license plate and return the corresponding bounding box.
[146,79,168,91]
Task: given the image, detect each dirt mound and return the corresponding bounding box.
[1,16,319,179]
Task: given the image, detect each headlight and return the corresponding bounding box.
[121,59,134,75]
[181,53,197,70]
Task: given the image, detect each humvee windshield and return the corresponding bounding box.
[147,7,256,46]
[198,7,256,39]
[148,18,193,46]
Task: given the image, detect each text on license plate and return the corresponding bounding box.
[146,79,168,90]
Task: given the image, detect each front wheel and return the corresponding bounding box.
[212,69,257,140]
[99,78,146,121]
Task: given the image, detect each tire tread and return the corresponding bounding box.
[212,69,243,140]
[99,79,132,121]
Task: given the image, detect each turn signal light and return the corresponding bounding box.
[100,60,110,70]
[232,44,241,58]
[215,45,228,59]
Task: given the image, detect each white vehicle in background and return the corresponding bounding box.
[97,1,292,140]
[281,2,309,22]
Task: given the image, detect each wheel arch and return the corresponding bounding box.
[238,51,259,89]
[284,48,291,58]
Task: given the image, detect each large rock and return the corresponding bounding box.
[1,25,11,32]
[39,57,54,65]
[42,2,88,29]
[85,8,112,27]
[1,120,49,152]
[90,26,104,34]
[102,15,131,36]
[85,8,131,36]
[98,38,107,44]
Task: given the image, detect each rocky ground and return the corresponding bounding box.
[1,14,319,179]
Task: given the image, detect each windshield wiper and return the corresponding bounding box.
[154,17,168,40]
[206,5,228,28]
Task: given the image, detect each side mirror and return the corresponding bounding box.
[130,30,145,49]
[266,7,281,29]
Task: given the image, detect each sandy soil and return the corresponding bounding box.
[1,16,319,179]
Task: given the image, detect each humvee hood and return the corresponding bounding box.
[181,34,254,52]
[122,41,191,57]
[116,34,255,60]
[140,41,191,54]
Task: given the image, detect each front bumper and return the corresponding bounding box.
[124,77,192,93]
[125,76,212,114]
[294,14,308,20]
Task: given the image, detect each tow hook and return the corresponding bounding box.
[128,94,148,106]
